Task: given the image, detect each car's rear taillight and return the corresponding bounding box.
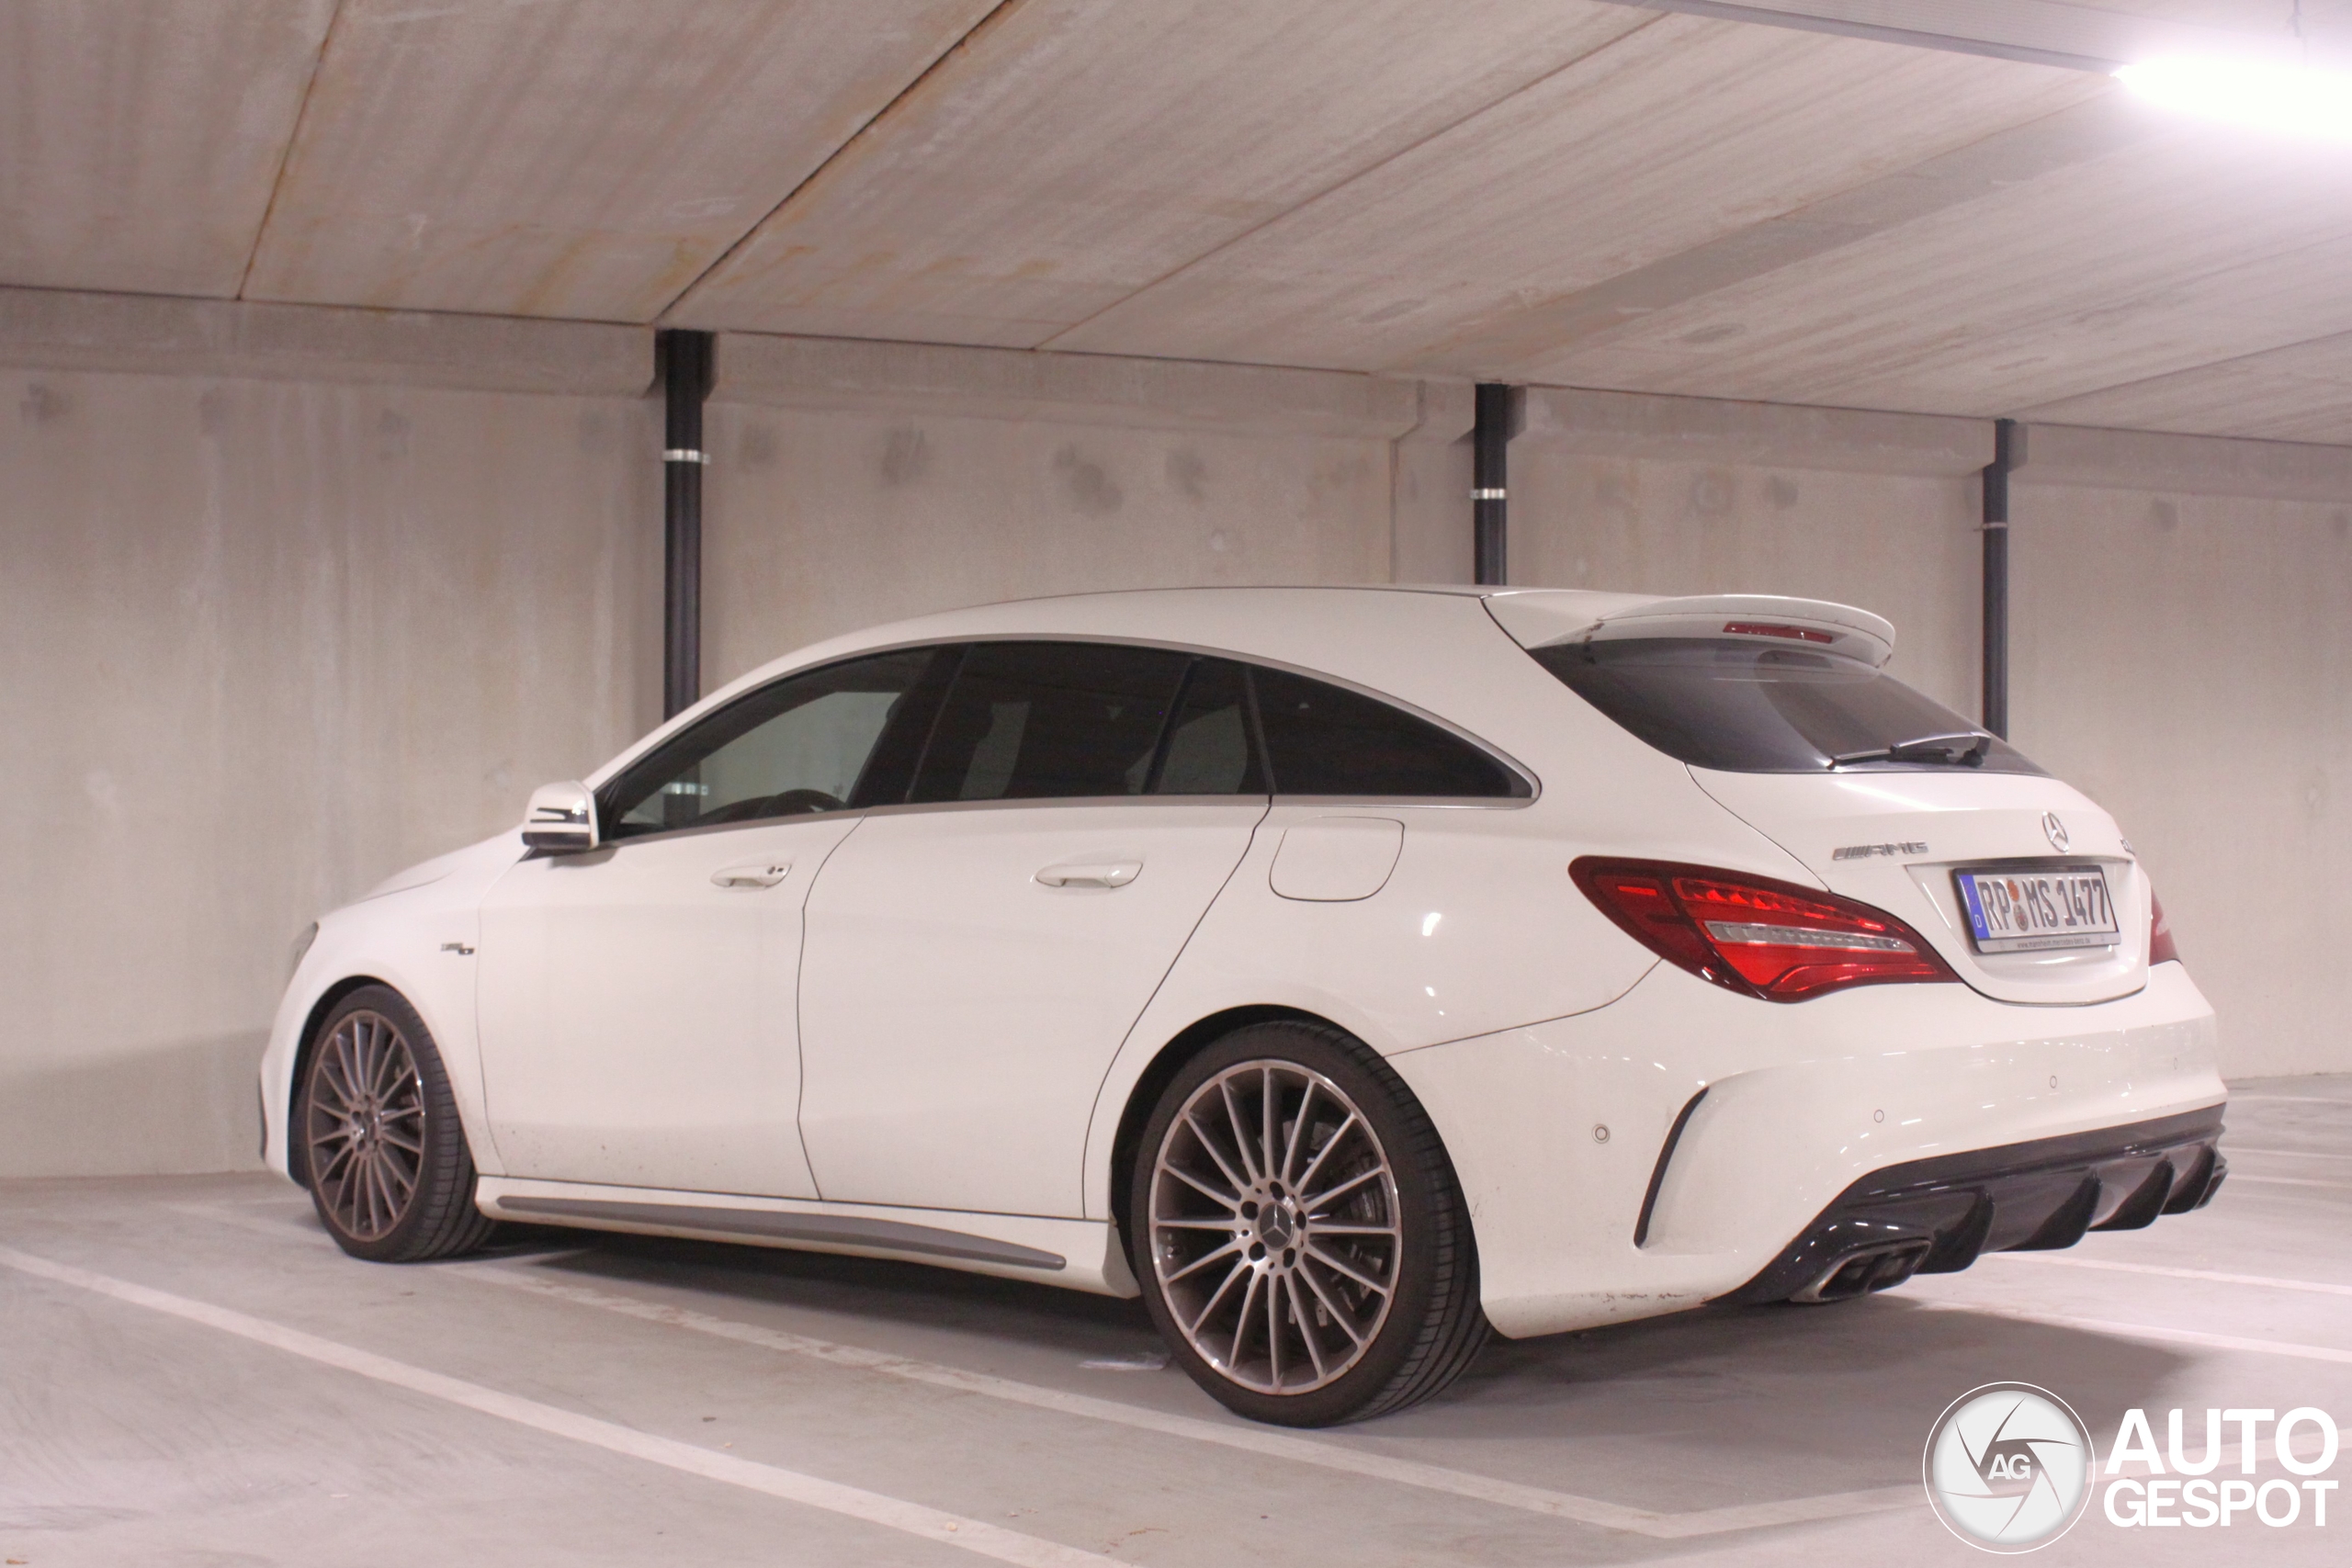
[1571,857,1957,1002]
[2149,890,2182,965]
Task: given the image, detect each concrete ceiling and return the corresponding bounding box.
[8,0,2352,441]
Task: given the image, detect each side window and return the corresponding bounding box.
[1251,666,1523,798]
[911,642,1191,803]
[602,648,942,838]
[1150,658,1264,795]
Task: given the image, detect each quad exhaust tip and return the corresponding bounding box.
[1791,1239,1933,1303]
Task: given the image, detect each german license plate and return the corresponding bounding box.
[1954,865,2120,953]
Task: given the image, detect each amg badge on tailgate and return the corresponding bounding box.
[1832,841,1929,860]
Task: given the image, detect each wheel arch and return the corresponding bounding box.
[1105,1004,1343,1267]
[284,975,394,1189]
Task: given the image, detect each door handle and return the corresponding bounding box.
[711,863,792,888]
[1035,859,1142,889]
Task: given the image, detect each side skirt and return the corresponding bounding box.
[475,1177,1142,1297]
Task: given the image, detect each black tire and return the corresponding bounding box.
[299,985,496,1263]
[1130,1020,1488,1427]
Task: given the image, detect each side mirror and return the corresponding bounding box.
[522,781,599,852]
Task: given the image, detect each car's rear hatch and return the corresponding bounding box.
[1488,590,2152,1005]
[1685,768,2149,1003]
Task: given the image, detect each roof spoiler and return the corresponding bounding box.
[1487,592,1896,668]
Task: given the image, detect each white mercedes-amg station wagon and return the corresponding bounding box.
[262,586,2225,1426]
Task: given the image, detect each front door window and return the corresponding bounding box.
[604,647,944,837]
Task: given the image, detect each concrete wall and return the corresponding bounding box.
[2012,432,2352,1081]
[1501,386,1990,716]
[2,299,663,1175]
[5,289,2346,1175]
[696,334,1426,686]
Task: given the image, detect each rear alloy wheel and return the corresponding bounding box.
[1134,1021,1487,1426]
[300,986,495,1262]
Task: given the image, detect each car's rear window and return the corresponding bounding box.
[1528,637,2045,774]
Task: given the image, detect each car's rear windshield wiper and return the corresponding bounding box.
[1830,731,1992,767]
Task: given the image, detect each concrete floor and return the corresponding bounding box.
[4,1078,2346,1567]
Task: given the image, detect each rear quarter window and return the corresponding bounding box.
[1251,666,1526,797]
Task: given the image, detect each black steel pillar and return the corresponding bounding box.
[1981,418,2022,739]
[1473,383,1513,586]
[659,330,715,720]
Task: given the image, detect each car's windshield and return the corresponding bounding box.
[1528,637,2045,774]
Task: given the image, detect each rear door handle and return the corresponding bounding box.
[711,863,792,888]
[1035,859,1142,889]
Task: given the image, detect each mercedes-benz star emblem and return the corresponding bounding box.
[2041,812,2069,853]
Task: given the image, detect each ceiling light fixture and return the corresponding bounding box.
[2113,57,2352,142]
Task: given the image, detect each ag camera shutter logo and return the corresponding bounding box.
[1923,1382,2096,1551]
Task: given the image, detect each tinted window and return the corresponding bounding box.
[602,649,940,837]
[1252,667,1523,797]
[911,642,1190,803]
[1151,659,1264,795]
[1530,637,2044,774]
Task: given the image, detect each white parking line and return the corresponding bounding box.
[2227,1174,2352,1190]
[2231,1147,2352,1161]
[1920,1300,2352,1366]
[1646,1485,1925,1539]
[1986,1253,2352,1297]
[0,1245,1115,1568]
[154,1199,1921,1538]
[163,1195,1921,1538]
[466,1267,1918,1539]
[2226,1094,2349,1105]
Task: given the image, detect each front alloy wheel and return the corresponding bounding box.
[1135,1021,1487,1426]
[305,1007,425,1241]
[299,986,495,1262]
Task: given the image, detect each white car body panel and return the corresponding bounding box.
[1267,815,1407,901]
[263,831,521,1179]
[258,584,2224,1342]
[476,813,858,1196]
[1078,796,1667,1219]
[1691,769,2150,1005]
[797,799,1262,1215]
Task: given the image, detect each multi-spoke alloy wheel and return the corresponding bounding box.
[1150,1060,1400,1395]
[305,1009,425,1241]
[298,986,496,1263]
[1133,1021,1488,1427]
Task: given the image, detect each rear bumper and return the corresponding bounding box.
[1391,959,2223,1339]
[1715,1105,2226,1305]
